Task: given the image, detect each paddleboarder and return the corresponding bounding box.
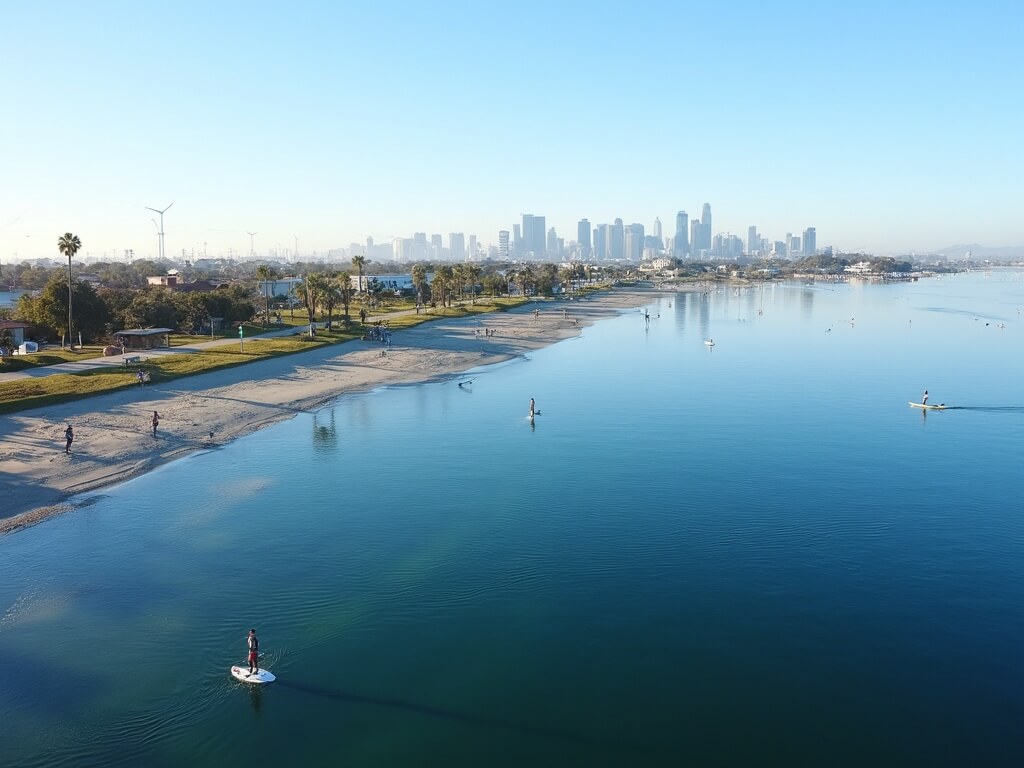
[922,390,929,406]
[247,629,259,675]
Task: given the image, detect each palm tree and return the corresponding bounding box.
[335,271,353,325]
[304,273,328,325]
[351,254,367,294]
[57,233,82,349]
[411,263,428,306]
[255,264,279,327]
[319,273,341,330]
[435,265,454,307]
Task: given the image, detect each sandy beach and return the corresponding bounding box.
[0,291,654,534]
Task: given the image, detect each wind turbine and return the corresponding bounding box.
[247,231,258,259]
[145,202,174,261]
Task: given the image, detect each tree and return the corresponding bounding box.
[255,264,279,327]
[335,271,353,325]
[19,271,110,342]
[318,273,340,329]
[57,232,82,348]
[304,273,328,324]
[434,265,454,307]
[411,263,428,305]
[351,254,367,294]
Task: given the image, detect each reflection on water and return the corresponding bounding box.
[311,408,337,454]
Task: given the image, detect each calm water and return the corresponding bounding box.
[2,273,1023,767]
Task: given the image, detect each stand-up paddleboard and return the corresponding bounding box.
[909,402,946,410]
[231,665,276,684]
[704,340,715,347]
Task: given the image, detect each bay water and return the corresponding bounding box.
[1,272,1022,766]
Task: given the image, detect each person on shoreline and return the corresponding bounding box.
[64,424,74,454]
[151,411,160,437]
[247,628,259,674]
[922,390,929,406]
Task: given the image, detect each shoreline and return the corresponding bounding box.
[0,290,661,535]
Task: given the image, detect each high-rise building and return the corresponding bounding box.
[611,218,624,260]
[802,227,816,256]
[690,219,702,259]
[430,234,443,260]
[747,226,759,254]
[521,214,546,256]
[701,203,712,253]
[547,227,558,255]
[653,217,662,241]
[413,232,429,260]
[449,233,465,261]
[625,223,645,260]
[595,224,609,260]
[498,230,510,258]
[468,234,477,261]
[577,219,591,258]
[674,211,689,257]
[513,224,522,254]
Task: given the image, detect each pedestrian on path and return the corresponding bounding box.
[151,411,160,437]
[64,424,74,454]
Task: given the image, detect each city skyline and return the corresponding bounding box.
[3,1,1022,261]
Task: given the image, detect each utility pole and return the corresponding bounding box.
[247,232,257,259]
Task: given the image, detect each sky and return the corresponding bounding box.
[2,0,1022,262]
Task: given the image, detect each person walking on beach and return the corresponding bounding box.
[247,629,260,674]
[922,390,929,406]
[151,410,160,437]
[64,424,74,454]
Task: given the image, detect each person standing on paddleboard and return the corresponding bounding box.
[922,390,929,405]
[247,629,259,674]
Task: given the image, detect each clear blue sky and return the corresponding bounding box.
[2,0,1022,261]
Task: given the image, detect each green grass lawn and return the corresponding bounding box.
[0,345,109,372]
[0,295,534,414]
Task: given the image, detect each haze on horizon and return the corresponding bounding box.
[2,0,1022,263]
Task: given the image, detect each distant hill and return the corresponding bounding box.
[934,244,1024,259]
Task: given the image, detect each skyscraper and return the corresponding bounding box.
[625,223,645,260]
[430,233,443,260]
[577,218,591,258]
[747,226,759,254]
[498,230,510,258]
[520,214,546,256]
[595,224,609,261]
[690,219,702,259]
[546,227,558,256]
[611,218,624,260]
[674,211,689,257]
[802,227,816,257]
[469,234,477,260]
[701,203,712,253]
[653,217,662,240]
[449,233,465,261]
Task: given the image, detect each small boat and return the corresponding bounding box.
[703,339,715,347]
[909,402,946,410]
